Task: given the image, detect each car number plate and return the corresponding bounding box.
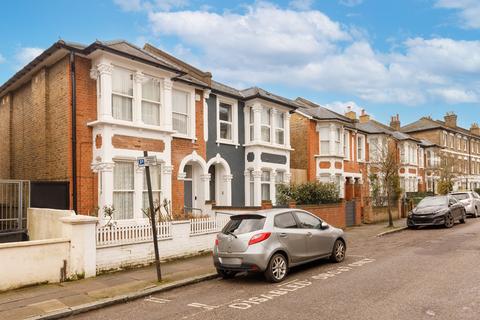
[220,257,242,265]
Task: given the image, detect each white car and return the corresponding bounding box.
[450,192,480,218]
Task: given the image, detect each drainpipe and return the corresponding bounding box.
[70,51,77,213]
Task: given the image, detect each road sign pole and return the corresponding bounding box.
[144,150,162,282]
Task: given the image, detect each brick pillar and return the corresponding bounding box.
[354,181,362,200]
[345,178,354,201]
[261,200,272,209]
[288,200,296,208]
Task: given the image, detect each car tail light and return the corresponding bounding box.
[215,238,219,246]
[248,232,271,246]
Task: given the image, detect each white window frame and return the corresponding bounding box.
[344,131,350,160]
[111,66,134,122]
[357,134,366,162]
[142,164,162,212]
[261,107,271,143]
[172,87,194,138]
[113,161,135,220]
[261,169,271,201]
[216,96,238,145]
[319,125,330,156]
[141,75,162,126]
[274,112,286,146]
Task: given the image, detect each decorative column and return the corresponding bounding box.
[270,109,276,144]
[95,63,113,121]
[271,171,277,206]
[163,79,173,131]
[253,170,262,206]
[162,165,173,217]
[133,71,145,124]
[201,173,211,207]
[223,174,233,206]
[134,164,144,219]
[285,112,291,148]
[252,103,262,142]
[244,170,251,206]
[203,89,210,142]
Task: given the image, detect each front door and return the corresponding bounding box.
[184,165,193,213]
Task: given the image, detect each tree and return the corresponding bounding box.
[437,155,456,195]
[369,137,402,228]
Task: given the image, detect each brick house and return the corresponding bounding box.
[356,112,438,195]
[290,99,370,201]
[401,113,480,191]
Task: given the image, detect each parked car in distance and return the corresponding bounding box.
[213,209,346,283]
[407,195,467,229]
[450,191,480,218]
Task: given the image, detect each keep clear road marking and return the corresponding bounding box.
[182,257,376,319]
[144,296,171,304]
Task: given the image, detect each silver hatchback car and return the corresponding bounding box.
[450,192,480,217]
[213,209,346,282]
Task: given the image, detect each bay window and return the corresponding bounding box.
[142,76,161,126]
[142,165,162,212]
[261,108,271,142]
[335,128,341,155]
[173,89,189,135]
[249,108,255,142]
[249,170,255,206]
[218,102,233,141]
[113,161,134,220]
[344,132,350,160]
[274,112,285,145]
[112,67,133,121]
[275,171,285,189]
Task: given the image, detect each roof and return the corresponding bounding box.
[241,87,299,110]
[356,119,420,142]
[211,80,243,98]
[419,139,440,148]
[401,116,480,138]
[0,39,185,97]
[294,97,353,123]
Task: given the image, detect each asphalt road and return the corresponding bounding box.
[70,220,480,320]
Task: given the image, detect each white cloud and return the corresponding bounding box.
[324,101,364,116]
[0,54,5,64]
[114,0,188,12]
[15,47,43,69]
[435,0,480,29]
[289,0,313,11]
[339,0,363,7]
[141,2,479,106]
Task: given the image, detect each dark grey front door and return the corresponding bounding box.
[184,181,192,209]
[346,201,356,227]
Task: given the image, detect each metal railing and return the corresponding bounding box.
[0,180,30,233]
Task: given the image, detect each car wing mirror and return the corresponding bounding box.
[320,222,329,230]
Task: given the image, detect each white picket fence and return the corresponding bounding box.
[189,215,231,236]
[96,215,232,247]
[96,221,172,247]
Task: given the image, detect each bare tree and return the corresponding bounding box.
[437,154,457,195]
[369,137,402,228]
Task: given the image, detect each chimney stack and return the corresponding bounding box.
[390,114,401,131]
[345,106,357,120]
[444,112,457,128]
[359,109,370,123]
[471,123,480,136]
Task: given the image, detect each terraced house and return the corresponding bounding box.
[290,99,370,202]
[401,113,480,191]
[0,39,297,224]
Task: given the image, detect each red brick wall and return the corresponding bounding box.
[73,56,98,215]
[297,202,347,228]
[0,95,11,179]
[112,135,165,152]
[171,89,206,217]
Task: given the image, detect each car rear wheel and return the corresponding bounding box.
[330,239,346,263]
[264,253,288,283]
[474,207,479,218]
[460,210,466,224]
[217,269,237,279]
[444,213,454,228]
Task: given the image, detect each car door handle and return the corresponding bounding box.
[306,232,313,238]
[279,233,288,238]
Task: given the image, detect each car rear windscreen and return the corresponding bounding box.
[222,215,266,235]
[452,193,469,201]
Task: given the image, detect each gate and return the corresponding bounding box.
[345,200,356,227]
[0,180,30,242]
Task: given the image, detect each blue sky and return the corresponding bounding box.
[1,0,479,128]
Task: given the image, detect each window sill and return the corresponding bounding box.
[243,142,293,151]
[172,133,196,141]
[314,154,345,159]
[216,139,240,147]
[87,119,175,134]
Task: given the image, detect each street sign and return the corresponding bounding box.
[137,155,157,167]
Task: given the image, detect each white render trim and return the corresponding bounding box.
[203,89,211,142]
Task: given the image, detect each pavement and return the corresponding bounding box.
[67,217,480,320]
[0,219,407,320]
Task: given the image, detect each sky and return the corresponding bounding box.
[0,0,479,128]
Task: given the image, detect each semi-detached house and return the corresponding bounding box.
[0,39,297,223]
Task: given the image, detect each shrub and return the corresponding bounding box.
[277,181,340,206]
[437,180,454,195]
[475,188,480,195]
